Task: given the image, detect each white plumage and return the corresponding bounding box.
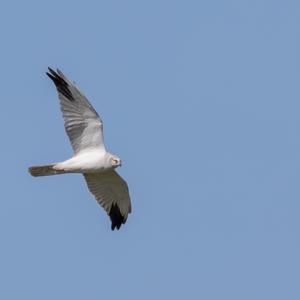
[29,68,132,230]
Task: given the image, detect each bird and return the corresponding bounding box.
[28,68,132,230]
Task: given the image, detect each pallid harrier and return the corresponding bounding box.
[29,68,131,230]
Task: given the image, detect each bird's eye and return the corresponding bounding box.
[112,158,119,165]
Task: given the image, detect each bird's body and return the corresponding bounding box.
[29,68,131,230]
[55,150,114,173]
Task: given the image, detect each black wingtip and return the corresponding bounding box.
[109,203,127,231]
[46,67,75,101]
[47,66,56,74]
[46,67,57,80]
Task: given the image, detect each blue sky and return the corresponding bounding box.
[0,0,299,299]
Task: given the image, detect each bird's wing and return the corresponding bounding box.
[46,67,105,154]
[83,170,132,230]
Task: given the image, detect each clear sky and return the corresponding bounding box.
[0,0,299,299]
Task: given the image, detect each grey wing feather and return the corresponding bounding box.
[47,68,105,154]
[83,170,132,230]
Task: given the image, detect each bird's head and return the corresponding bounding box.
[109,155,122,168]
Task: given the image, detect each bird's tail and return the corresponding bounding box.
[28,164,66,177]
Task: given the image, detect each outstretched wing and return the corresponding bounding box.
[47,67,105,154]
[83,171,132,230]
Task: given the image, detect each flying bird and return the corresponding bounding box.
[29,68,132,230]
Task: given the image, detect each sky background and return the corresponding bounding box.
[0,0,299,299]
